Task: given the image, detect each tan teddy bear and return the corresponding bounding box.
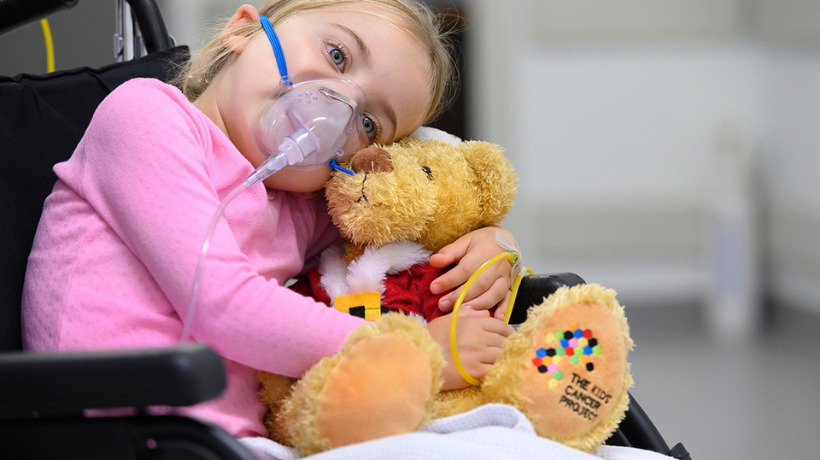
[257,130,633,455]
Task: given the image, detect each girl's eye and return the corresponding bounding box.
[362,116,380,141]
[327,45,348,71]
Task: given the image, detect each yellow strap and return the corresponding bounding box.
[40,19,55,73]
[449,251,532,386]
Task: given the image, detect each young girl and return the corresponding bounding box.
[22,0,517,439]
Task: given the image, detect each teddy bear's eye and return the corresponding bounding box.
[422,166,433,180]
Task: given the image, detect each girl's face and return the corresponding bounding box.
[195,4,432,193]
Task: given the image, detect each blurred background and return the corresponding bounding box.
[2,0,819,458]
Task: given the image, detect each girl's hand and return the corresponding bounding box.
[429,225,517,319]
[426,308,516,391]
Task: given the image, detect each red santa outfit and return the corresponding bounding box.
[291,242,447,323]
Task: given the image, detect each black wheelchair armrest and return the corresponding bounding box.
[0,343,226,417]
[508,272,586,325]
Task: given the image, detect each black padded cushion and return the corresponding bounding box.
[0,46,190,351]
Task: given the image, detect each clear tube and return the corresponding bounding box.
[180,152,291,342]
[180,181,246,343]
[244,151,291,188]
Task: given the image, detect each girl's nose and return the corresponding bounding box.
[349,147,393,173]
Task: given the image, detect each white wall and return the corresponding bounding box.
[507,44,764,315]
[764,50,820,315]
[467,0,820,335]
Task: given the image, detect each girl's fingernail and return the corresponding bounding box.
[431,283,442,294]
[440,299,452,310]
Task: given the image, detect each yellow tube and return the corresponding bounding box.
[502,265,534,324]
[449,251,530,386]
[40,19,55,73]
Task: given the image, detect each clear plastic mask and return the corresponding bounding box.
[250,76,369,170]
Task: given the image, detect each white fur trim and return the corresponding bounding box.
[347,246,392,294]
[318,245,350,303]
[318,242,432,300]
[347,242,432,294]
[374,241,432,275]
[410,126,462,145]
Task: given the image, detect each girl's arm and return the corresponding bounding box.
[80,81,366,377]
[428,225,518,320]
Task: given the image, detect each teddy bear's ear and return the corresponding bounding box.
[461,141,518,226]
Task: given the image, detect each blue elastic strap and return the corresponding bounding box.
[329,160,355,175]
[260,16,291,85]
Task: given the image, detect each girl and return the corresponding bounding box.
[22,0,516,439]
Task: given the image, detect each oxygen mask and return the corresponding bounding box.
[250,76,368,173]
[242,16,368,186]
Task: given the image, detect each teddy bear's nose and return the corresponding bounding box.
[349,147,393,174]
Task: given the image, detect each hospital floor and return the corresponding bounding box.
[625,303,820,460]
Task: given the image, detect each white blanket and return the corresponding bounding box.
[239,404,673,460]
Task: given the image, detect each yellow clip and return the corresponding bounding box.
[334,292,383,321]
[507,251,521,266]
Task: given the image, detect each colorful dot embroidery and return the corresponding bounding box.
[533,322,603,388]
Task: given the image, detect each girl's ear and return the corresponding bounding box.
[222,5,261,53]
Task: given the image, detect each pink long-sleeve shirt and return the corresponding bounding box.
[22,78,367,437]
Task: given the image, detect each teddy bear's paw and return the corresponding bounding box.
[482,283,634,452]
[284,314,444,455]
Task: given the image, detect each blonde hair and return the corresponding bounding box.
[174,0,456,127]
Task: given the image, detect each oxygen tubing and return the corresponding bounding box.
[40,19,55,72]
[180,152,290,343]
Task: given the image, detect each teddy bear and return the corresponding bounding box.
[289,127,518,322]
[257,128,634,455]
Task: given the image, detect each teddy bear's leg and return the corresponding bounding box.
[280,314,444,455]
[480,284,633,453]
[257,372,298,446]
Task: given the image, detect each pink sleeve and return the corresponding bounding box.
[77,81,365,377]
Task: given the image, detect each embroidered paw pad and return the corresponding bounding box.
[531,321,603,389]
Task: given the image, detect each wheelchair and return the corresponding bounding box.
[0,1,690,458]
